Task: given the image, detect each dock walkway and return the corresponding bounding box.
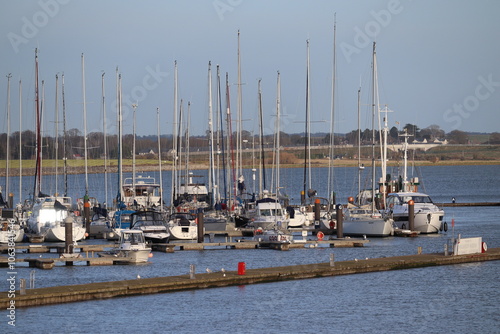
[2,247,499,308]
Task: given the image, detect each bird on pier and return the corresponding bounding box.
[221,268,226,277]
[136,275,141,279]
[206,268,212,273]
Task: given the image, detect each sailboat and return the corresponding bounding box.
[26,50,86,242]
[343,42,394,237]
[0,75,25,243]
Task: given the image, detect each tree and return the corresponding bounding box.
[488,132,500,144]
[447,130,468,144]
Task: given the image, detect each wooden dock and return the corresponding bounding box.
[2,247,499,308]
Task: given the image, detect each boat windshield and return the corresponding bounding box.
[259,209,282,217]
[400,196,433,204]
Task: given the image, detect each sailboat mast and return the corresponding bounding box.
[132,103,137,204]
[217,66,227,203]
[226,73,237,208]
[171,61,178,207]
[371,42,377,213]
[34,49,41,199]
[185,102,191,183]
[275,71,281,194]
[18,79,22,202]
[117,70,124,205]
[328,14,337,206]
[257,79,265,194]
[6,73,12,200]
[303,39,311,202]
[357,86,362,205]
[156,107,163,212]
[102,72,108,207]
[81,53,89,195]
[207,61,216,206]
[61,73,68,196]
[236,30,243,179]
[54,74,59,196]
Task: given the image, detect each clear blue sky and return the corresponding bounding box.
[1,0,499,137]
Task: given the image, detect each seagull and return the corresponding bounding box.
[363,235,367,240]
[221,268,226,277]
[354,258,358,262]
[206,268,212,273]
[136,275,141,279]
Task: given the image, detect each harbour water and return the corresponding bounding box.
[2,164,500,333]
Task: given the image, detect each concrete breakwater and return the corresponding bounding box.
[2,248,499,309]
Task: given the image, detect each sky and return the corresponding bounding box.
[1,0,499,137]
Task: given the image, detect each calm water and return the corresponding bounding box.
[2,165,500,333]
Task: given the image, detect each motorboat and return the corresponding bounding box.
[384,192,444,234]
[167,212,198,240]
[130,210,170,243]
[253,227,293,246]
[122,175,162,209]
[98,229,152,264]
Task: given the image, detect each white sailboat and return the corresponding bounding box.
[343,42,394,238]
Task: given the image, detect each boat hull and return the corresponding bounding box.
[342,218,394,237]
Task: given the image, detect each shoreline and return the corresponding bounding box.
[0,159,499,177]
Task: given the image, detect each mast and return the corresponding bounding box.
[171,61,178,207]
[6,73,12,201]
[61,73,68,196]
[132,103,137,204]
[54,74,59,196]
[357,86,362,205]
[101,72,108,207]
[303,39,312,203]
[33,48,41,199]
[185,102,191,184]
[217,66,227,204]
[258,79,265,194]
[18,79,22,202]
[275,71,281,194]
[116,69,124,206]
[226,73,237,208]
[371,42,377,213]
[236,30,243,179]
[156,107,163,212]
[81,53,89,195]
[327,14,337,206]
[207,61,216,206]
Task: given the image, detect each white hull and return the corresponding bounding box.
[343,207,394,237]
[43,224,87,242]
[254,229,293,245]
[169,225,198,240]
[98,229,151,263]
[0,226,25,243]
[393,211,444,234]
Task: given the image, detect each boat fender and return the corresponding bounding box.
[482,242,487,253]
[443,222,448,232]
[74,211,80,216]
[329,220,335,229]
[317,231,324,241]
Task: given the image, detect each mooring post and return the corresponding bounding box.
[329,253,335,267]
[83,194,90,234]
[408,200,415,231]
[65,216,74,254]
[8,193,14,208]
[314,198,321,229]
[197,209,204,243]
[336,204,343,238]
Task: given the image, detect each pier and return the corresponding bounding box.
[2,247,499,308]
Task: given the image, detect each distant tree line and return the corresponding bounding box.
[0,124,498,160]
